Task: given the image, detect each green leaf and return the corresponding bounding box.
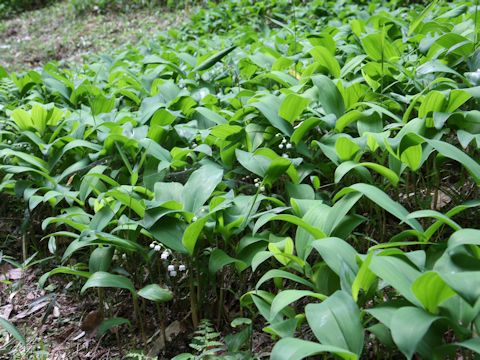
[291,117,321,145]
[334,184,423,232]
[312,75,345,118]
[0,316,26,346]
[390,307,441,359]
[411,271,456,314]
[279,93,311,124]
[335,137,360,161]
[137,284,173,303]
[270,290,326,320]
[264,157,292,186]
[425,139,480,185]
[456,338,480,354]
[193,45,236,71]
[400,145,422,171]
[252,94,293,136]
[81,271,136,297]
[209,248,245,273]
[89,246,114,273]
[335,161,399,186]
[11,108,32,131]
[418,91,446,118]
[351,252,376,301]
[408,0,438,35]
[309,46,341,78]
[306,290,364,356]
[406,210,461,233]
[235,149,270,177]
[39,266,91,288]
[256,269,314,290]
[361,33,399,62]
[369,256,421,305]
[311,238,358,276]
[271,338,357,360]
[182,215,210,255]
[182,163,223,213]
[97,317,131,337]
[254,214,326,239]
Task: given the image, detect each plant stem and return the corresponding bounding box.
[133,296,146,346]
[216,272,224,327]
[188,259,199,328]
[156,302,167,347]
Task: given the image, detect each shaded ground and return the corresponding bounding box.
[0,1,189,72]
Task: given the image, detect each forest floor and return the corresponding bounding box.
[0,1,189,72]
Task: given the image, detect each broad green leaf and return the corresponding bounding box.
[11,108,32,131]
[335,137,360,161]
[406,210,461,233]
[369,256,421,305]
[418,91,445,118]
[89,246,114,273]
[361,33,399,61]
[426,139,480,184]
[254,214,326,239]
[182,163,223,213]
[209,248,245,273]
[312,75,345,118]
[235,149,270,177]
[97,317,131,337]
[81,271,136,297]
[264,157,292,186]
[252,94,293,136]
[408,0,438,35]
[311,238,358,276]
[270,290,326,320]
[309,46,341,78]
[182,215,210,255]
[334,184,423,232]
[351,252,376,302]
[291,117,321,145]
[390,307,441,359]
[411,271,456,314]
[279,93,311,123]
[400,145,422,171]
[306,290,364,356]
[271,338,357,360]
[137,284,173,303]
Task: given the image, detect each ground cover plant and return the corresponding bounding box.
[1,0,480,358]
[0,1,189,72]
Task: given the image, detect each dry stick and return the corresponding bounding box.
[21,232,28,263]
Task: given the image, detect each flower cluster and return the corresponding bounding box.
[278,137,292,150]
[149,242,187,277]
[253,177,265,192]
[275,135,293,158]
